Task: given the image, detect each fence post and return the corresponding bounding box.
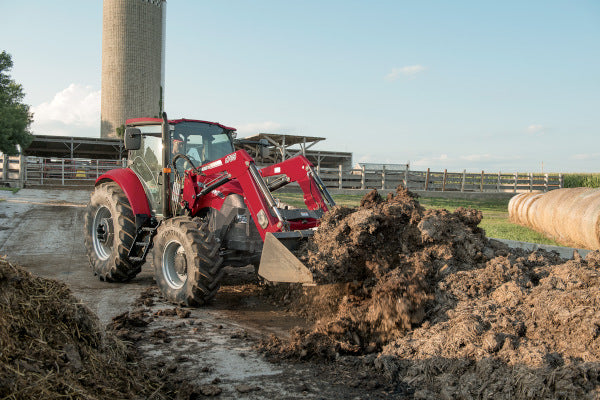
[0,153,7,183]
[404,164,409,189]
[529,173,533,192]
[480,170,484,192]
[338,165,342,190]
[61,159,65,186]
[494,171,499,192]
[424,168,430,191]
[559,173,563,188]
[381,165,386,190]
[19,154,25,187]
[361,165,365,190]
[442,169,447,192]
[316,164,320,176]
[544,174,549,192]
[461,169,466,192]
[513,172,517,193]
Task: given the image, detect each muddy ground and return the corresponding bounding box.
[0,189,397,399]
[2,188,600,399]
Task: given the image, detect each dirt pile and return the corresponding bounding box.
[261,187,600,398]
[0,258,168,399]
[379,249,600,399]
[264,187,493,356]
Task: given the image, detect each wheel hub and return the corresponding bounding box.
[92,206,114,261]
[174,252,187,276]
[163,240,188,289]
[96,217,114,245]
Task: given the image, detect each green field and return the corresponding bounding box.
[273,192,561,246]
[564,173,600,188]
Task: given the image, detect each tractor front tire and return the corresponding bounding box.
[84,182,141,282]
[152,217,224,306]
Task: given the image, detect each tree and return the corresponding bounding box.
[0,51,33,155]
[116,124,125,138]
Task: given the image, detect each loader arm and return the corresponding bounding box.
[180,150,288,240]
[179,150,327,285]
[259,155,336,211]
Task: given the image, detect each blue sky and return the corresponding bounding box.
[1,1,599,172]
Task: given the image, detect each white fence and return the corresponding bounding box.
[0,154,22,183]
[24,157,127,186]
[0,155,126,187]
[1,154,563,193]
[316,166,563,192]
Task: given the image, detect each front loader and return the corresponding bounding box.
[84,113,334,305]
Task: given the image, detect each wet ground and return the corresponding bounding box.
[0,188,398,399]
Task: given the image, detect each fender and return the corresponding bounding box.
[96,168,151,218]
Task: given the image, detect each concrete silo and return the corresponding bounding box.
[101,0,166,138]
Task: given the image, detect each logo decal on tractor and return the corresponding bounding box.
[201,159,223,172]
[225,153,237,164]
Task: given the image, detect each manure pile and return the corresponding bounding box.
[262,187,600,399]
[0,258,168,400]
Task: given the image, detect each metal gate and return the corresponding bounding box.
[22,157,126,187]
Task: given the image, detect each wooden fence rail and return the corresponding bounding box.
[0,154,22,183]
[1,153,563,193]
[316,165,563,193]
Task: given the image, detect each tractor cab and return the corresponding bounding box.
[124,118,237,216]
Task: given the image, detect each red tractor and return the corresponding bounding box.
[84,113,334,305]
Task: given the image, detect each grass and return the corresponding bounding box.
[273,191,562,246]
[417,197,561,245]
[0,186,20,194]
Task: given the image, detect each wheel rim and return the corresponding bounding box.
[162,240,187,289]
[92,206,114,261]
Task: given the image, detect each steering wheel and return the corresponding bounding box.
[172,154,198,170]
[171,154,207,180]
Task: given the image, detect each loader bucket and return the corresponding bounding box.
[258,231,315,284]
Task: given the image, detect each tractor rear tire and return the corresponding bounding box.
[84,182,141,282]
[152,217,224,306]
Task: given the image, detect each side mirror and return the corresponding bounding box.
[259,138,269,158]
[124,128,142,150]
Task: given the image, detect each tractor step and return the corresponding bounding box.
[128,219,160,264]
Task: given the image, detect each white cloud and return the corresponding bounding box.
[358,154,373,163]
[31,84,100,137]
[526,124,545,135]
[412,153,449,166]
[235,121,283,135]
[572,153,600,160]
[385,65,426,81]
[460,154,493,162]
[355,153,410,166]
[410,153,525,172]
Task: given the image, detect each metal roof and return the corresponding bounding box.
[24,135,125,159]
[126,118,236,131]
[242,133,326,147]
